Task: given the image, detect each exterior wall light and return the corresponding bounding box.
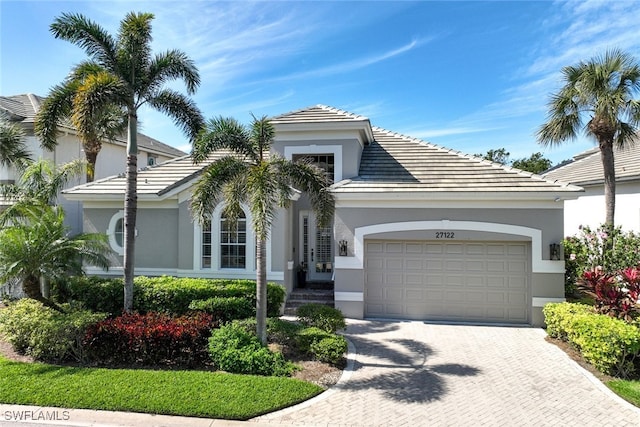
[550,243,560,260]
[339,240,348,256]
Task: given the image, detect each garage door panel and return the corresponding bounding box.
[405,274,423,285]
[365,240,530,323]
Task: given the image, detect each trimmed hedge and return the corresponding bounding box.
[543,302,640,377]
[56,276,286,317]
[0,299,106,363]
[543,302,595,341]
[188,297,254,323]
[296,303,346,333]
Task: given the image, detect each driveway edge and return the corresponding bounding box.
[252,336,357,421]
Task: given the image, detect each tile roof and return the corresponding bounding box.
[271,104,370,124]
[0,94,186,158]
[542,143,640,185]
[332,127,581,194]
[63,152,234,199]
[64,105,582,200]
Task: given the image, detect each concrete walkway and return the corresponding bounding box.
[1,320,639,426]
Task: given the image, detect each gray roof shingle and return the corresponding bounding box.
[0,94,186,158]
[542,143,640,186]
[333,127,581,193]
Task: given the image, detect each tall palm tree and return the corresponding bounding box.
[537,49,640,226]
[35,64,126,183]
[47,12,203,311]
[0,204,110,311]
[191,116,335,344]
[0,116,32,170]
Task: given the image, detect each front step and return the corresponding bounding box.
[284,288,334,316]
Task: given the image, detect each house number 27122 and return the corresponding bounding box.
[435,231,455,239]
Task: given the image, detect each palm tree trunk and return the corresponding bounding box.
[85,149,98,183]
[256,236,268,345]
[599,140,616,226]
[23,276,62,312]
[123,113,138,312]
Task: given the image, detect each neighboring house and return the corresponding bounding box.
[0,94,186,233]
[64,105,582,326]
[542,144,640,235]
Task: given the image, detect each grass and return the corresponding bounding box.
[0,355,322,420]
[608,380,640,407]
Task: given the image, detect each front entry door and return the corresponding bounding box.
[300,211,333,281]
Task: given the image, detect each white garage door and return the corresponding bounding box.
[364,240,529,323]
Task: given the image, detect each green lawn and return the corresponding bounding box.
[0,356,322,420]
[608,380,640,407]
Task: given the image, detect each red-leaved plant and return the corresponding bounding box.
[84,312,216,367]
[581,267,640,321]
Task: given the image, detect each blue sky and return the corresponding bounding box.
[2,1,640,164]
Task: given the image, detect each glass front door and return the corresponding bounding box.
[300,211,333,282]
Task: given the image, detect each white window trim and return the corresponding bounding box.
[106,210,125,256]
[194,203,258,272]
[284,145,343,182]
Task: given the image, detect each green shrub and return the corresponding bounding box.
[309,336,348,365]
[267,318,304,346]
[296,303,346,333]
[0,299,106,362]
[57,276,286,316]
[189,297,254,323]
[543,302,640,378]
[543,302,595,340]
[567,314,640,378]
[208,322,295,376]
[295,327,333,352]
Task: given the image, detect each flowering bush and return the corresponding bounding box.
[580,267,640,321]
[563,224,640,295]
[84,312,215,366]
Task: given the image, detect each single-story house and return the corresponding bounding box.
[542,143,640,235]
[64,105,582,326]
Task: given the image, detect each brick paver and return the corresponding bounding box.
[253,320,640,426]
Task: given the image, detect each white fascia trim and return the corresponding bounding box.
[333,220,565,274]
[532,297,566,307]
[335,291,364,302]
[82,200,178,209]
[334,191,579,204]
[284,145,343,182]
[335,199,564,210]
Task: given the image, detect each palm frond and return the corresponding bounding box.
[191,156,249,224]
[0,117,31,168]
[50,12,118,69]
[147,50,201,95]
[192,116,253,164]
[147,89,204,142]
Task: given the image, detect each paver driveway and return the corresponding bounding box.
[254,320,640,426]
